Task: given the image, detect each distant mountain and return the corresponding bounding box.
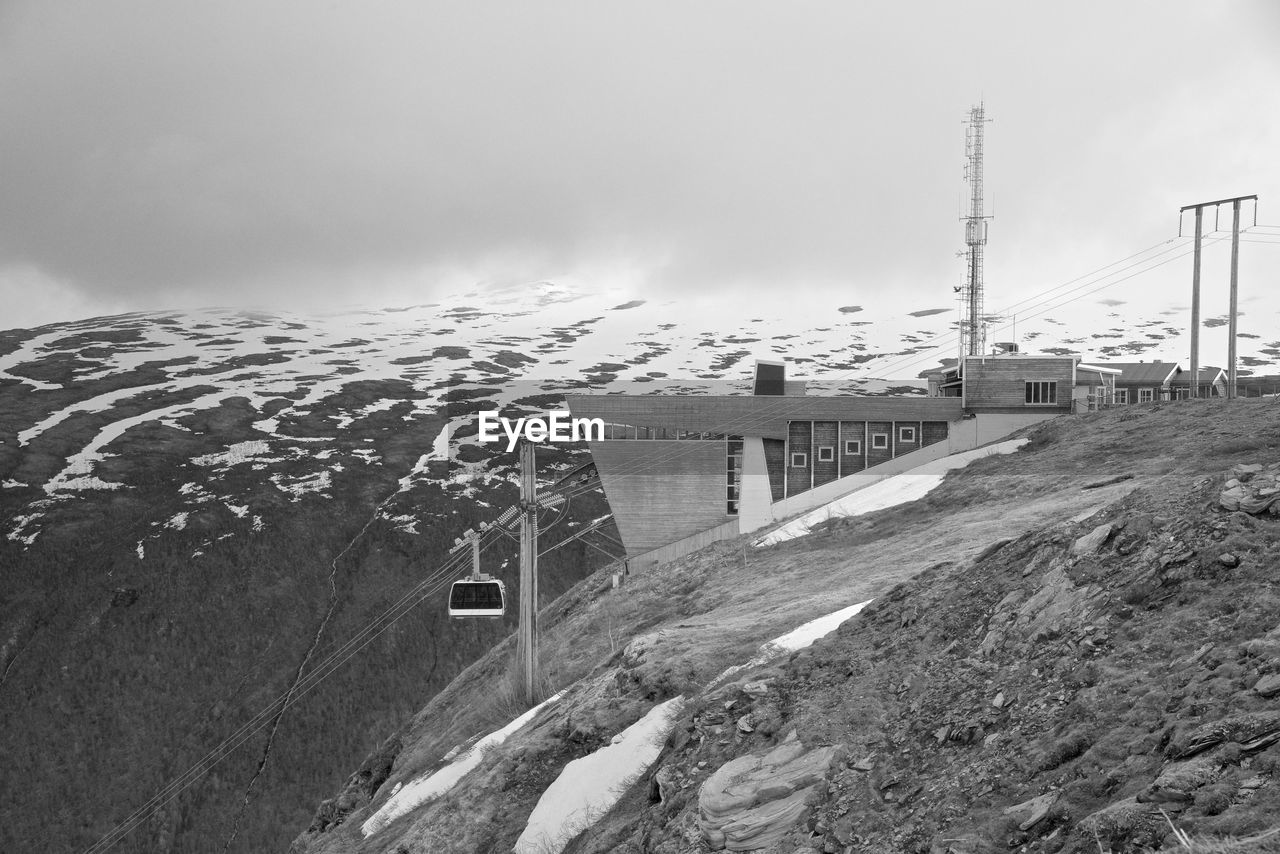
[2,280,1278,852]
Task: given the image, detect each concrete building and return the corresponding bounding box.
[566,352,1107,573]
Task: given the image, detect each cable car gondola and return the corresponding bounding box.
[447,575,506,618]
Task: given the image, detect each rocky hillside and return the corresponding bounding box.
[294,398,1280,854]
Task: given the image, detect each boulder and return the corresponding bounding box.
[1002,792,1057,831]
[1219,464,1280,514]
[1070,523,1112,557]
[699,734,844,851]
[1076,797,1165,850]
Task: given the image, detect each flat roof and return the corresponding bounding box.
[565,394,963,440]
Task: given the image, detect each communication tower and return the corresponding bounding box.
[960,103,992,357]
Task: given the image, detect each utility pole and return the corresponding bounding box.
[517,440,539,705]
[1228,199,1242,399]
[1189,206,1202,399]
[1180,194,1257,400]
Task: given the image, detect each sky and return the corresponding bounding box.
[1,1,1277,330]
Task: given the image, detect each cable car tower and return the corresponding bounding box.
[960,103,992,358]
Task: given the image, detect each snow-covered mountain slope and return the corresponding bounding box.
[5,278,1278,549]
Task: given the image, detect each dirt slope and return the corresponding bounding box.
[296,398,1280,854]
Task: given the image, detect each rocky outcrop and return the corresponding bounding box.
[698,732,844,852]
[1076,797,1166,850]
[979,559,1104,655]
[1219,462,1280,514]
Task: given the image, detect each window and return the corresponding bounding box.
[898,426,917,443]
[871,433,888,450]
[844,439,861,455]
[817,446,834,462]
[1114,388,1128,404]
[1138,388,1154,403]
[1025,381,1058,405]
[726,439,742,515]
[790,452,807,467]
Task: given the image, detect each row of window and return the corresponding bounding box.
[790,426,918,468]
[1026,383,1178,406]
[726,439,743,515]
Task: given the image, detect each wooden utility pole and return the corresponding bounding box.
[1180,194,1257,400]
[1228,199,1242,399]
[1189,206,1203,398]
[517,441,540,705]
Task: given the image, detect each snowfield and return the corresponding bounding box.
[513,696,687,854]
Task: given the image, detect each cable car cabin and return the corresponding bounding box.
[448,578,506,618]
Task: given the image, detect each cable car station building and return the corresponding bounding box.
[566,354,1115,572]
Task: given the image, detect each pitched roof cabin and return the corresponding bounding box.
[1170,366,1227,399]
[1076,362,1225,403]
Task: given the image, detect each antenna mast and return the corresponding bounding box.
[961,103,992,357]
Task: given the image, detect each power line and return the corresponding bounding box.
[85,529,481,854]
[88,465,604,853]
[543,234,1234,493]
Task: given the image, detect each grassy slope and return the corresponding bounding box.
[296,398,1280,853]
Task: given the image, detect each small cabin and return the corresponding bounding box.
[1097,361,1181,404]
[1170,366,1227,399]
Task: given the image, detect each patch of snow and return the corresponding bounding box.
[253,417,280,435]
[709,599,876,691]
[430,421,452,461]
[225,503,249,518]
[3,479,27,488]
[44,390,238,493]
[750,599,875,664]
[7,513,43,546]
[252,515,264,532]
[754,439,1029,547]
[136,541,145,560]
[360,398,399,416]
[53,475,123,492]
[192,440,271,467]
[514,696,686,854]
[166,512,189,531]
[362,692,564,837]
[386,514,419,535]
[270,470,332,500]
[18,385,165,445]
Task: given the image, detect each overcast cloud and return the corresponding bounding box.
[0,1,1277,328]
